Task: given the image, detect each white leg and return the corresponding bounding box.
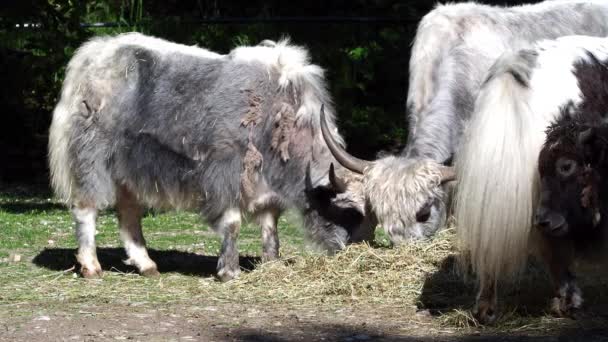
[216,208,241,282]
[258,209,279,262]
[116,186,159,276]
[73,205,102,278]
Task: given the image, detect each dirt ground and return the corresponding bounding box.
[2,302,608,342]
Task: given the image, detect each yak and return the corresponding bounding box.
[455,35,608,323]
[323,0,608,244]
[48,33,375,281]
[535,112,608,317]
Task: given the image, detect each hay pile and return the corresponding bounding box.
[228,228,461,308]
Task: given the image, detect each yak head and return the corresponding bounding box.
[318,106,455,244]
[535,117,606,239]
[304,161,377,251]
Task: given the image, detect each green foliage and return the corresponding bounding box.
[0,0,437,182]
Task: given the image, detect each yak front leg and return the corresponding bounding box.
[116,186,159,277]
[474,273,498,324]
[72,203,102,278]
[258,209,280,262]
[550,271,582,318]
[539,235,581,317]
[216,208,242,282]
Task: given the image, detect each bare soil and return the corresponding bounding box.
[2,302,608,342]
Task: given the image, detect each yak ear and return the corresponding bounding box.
[328,163,348,193]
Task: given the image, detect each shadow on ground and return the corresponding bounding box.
[32,247,260,277]
[417,255,562,318]
[417,255,477,315]
[418,254,608,327]
[0,200,65,214]
[231,324,608,342]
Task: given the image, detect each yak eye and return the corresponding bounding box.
[556,158,577,177]
[415,201,432,223]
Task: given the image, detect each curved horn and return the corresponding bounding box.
[319,104,370,174]
[328,163,348,193]
[439,166,456,184]
[305,162,314,192]
[578,127,594,146]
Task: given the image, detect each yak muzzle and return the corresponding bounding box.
[534,208,568,237]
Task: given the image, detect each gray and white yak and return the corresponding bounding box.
[455,35,608,323]
[48,33,375,281]
[321,0,608,244]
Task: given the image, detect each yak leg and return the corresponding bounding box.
[538,236,581,317]
[258,209,280,262]
[474,274,498,324]
[73,204,102,278]
[116,186,159,277]
[216,208,242,282]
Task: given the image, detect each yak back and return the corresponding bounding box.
[72,43,317,223]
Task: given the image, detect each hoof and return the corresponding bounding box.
[141,267,161,277]
[550,296,581,318]
[262,252,279,263]
[474,302,497,325]
[216,269,240,282]
[81,266,103,279]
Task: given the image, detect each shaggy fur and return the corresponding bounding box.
[383,0,608,241]
[454,35,608,323]
[364,157,446,242]
[48,33,374,279]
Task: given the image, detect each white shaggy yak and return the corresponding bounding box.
[323,1,608,244]
[455,35,608,323]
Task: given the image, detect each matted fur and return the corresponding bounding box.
[48,32,369,258]
[455,36,608,281]
[49,33,342,205]
[230,38,341,145]
[394,0,608,242]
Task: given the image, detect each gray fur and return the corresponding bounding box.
[49,33,374,279]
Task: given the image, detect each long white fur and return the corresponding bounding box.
[455,35,608,281]
[48,33,342,203]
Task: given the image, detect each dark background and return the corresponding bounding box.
[0,0,535,186]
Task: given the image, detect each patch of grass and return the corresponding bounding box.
[1,191,607,335]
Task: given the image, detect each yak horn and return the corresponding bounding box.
[578,127,594,146]
[320,104,370,174]
[439,166,456,183]
[305,162,314,192]
[328,163,348,193]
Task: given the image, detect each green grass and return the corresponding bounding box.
[0,190,312,320]
[0,190,385,309]
[0,190,307,259]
